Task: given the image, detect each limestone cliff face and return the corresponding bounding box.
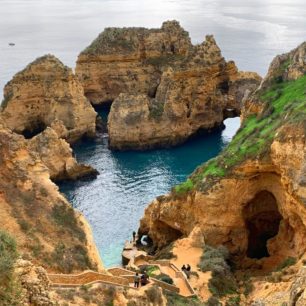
[77,21,261,150]
[76,21,192,104]
[0,121,103,273]
[28,127,98,181]
[106,33,261,150]
[1,55,97,143]
[243,41,306,118]
[139,42,306,270]
[140,131,306,265]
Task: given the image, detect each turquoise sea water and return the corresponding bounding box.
[59,116,240,267]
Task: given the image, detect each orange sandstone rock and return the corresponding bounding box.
[1,55,97,143]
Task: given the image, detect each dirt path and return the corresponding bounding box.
[159,265,192,297]
[172,236,211,300]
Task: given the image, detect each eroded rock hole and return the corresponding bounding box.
[218,80,230,94]
[243,191,282,259]
[170,44,175,54]
[22,120,47,139]
[155,221,183,245]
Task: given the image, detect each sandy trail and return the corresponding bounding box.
[172,236,211,301]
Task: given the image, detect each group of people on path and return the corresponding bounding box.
[181,264,191,279]
[134,271,149,288]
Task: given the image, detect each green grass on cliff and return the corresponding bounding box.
[0,231,21,305]
[82,27,141,54]
[174,74,306,195]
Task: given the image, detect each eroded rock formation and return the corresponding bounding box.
[77,21,260,150]
[139,42,306,271]
[28,127,98,181]
[1,55,97,143]
[243,41,306,118]
[15,259,54,306]
[0,121,103,273]
[76,21,192,104]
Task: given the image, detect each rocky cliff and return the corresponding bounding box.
[0,120,103,273]
[1,55,97,143]
[77,21,260,150]
[76,21,261,150]
[108,35,260,149]
[28,127,98,181]
[76,20,192,105]
[139,42,306,273]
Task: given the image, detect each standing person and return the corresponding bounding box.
[134,272,140,288]
[132,231,136,242]
[144,271,149,284]
[181,264,186,271]
[140,273,146,286]
[186,264,191,279]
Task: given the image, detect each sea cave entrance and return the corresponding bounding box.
[243,191,282,259]
[22,120,47,139]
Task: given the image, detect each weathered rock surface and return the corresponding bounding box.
[76,20,192,104]
[15,259,54,306]
[289,266,306,306]
[243,41,306,118]
[0,122,103,273]
[77,21,260,150]
[28,127,98,181]
[1,55,97,143]
[139,42,306,271]
[108,66,260,150]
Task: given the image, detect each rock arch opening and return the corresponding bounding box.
[218,80,230,94]
[243,191,282,259]
[155,220,183,246]
[22,120,47,139]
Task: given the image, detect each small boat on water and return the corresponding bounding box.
[9,43,15,46]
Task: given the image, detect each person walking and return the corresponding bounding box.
[134,272,140,288]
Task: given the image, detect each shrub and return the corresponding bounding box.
[276,257,297,271]
[205,296,222,306]
[174,179,194,195]
[198,245,229,273]
[225,295,241,306]
[149,100,165,121]
[165,291,203,305]
[140,265,160,277]
[0,231,18,284]
[146,285,163,305]
[58,289,75,301]
[1,93,13,110]
[17,219,31,233]
[0,231,21,305]
[198,245,238,298]
[50,243,92,273]
[209,270,238,298]
[51,203,86,242]
[97,286,116,306]
[243,279,254,296]
[155,273,174,285]
[155,243,177,260]
[29,238,43,257]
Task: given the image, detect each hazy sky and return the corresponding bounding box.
[0,0,305,93]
